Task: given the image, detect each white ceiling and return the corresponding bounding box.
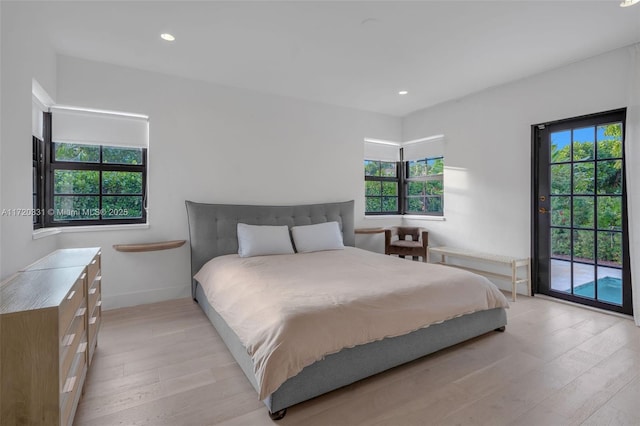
[26,1,640,117]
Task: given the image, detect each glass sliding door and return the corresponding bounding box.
[533,109,632,314]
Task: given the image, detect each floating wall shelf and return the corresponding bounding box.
[112,240,186,253]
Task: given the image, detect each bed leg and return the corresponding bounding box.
[269,408,287,420]
[495,326,506,332]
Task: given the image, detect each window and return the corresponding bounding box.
[405,156,444,215]
[365,160,400,214]
[47,142,147,225]
[33,136,44,228]
[35,107,149,228]
[363,136,445,216]
[32,96,46,229]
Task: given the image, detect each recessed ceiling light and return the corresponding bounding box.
[160,33,175,42]
[620,0,639,7]
[398,90,408,95]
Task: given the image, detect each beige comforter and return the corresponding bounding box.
[194,247,509,400]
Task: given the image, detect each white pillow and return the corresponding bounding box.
[291,221,344,253]
[237,223,295,258]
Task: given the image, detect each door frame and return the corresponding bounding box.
[531,108,632,315]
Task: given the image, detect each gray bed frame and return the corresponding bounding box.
[185,200,507,420]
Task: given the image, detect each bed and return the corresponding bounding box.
[185,200,508,420]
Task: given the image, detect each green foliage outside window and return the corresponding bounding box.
[51,143,145,222]
[406,157,443,215]
[365,160,399,213]
[550,123,623,266]
[364,157,443,215]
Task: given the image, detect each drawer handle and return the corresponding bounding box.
[63,333,76,347]
[76,307,86,317]
[97,300,102,307]
[96,275,102,282]
[62,376,77,394]
[67,291,76,300]
[80,273,86,280]
[89,288,97,295]
[91,260,97,265]
[89,316,97,325]
[77,342,87,354]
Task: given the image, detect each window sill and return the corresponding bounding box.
[363,215,401,220]
[33,223,149,239]
[402,215,446,221]
[32,228,62,240]
[364,214,446,221]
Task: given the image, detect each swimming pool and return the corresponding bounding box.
[573,276,622,305]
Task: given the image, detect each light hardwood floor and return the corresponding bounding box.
[75,294,640,425]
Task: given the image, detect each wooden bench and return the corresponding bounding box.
[428,246,530,301]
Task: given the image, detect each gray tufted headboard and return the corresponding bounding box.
[185,200,355,298]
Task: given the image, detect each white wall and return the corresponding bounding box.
[0,2,60,279]
[403,45,636,295]
[55,55,401,308]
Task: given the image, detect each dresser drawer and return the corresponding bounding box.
[88,303,101,348]
[59,275,85,337]
[60,347,86,426]
[87,253,101,284]
[88,275,101,312]
[60,306,86,387]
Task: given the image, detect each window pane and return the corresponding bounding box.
[551,259,571,293]
[597,231,622,267]
[551,196,571,227]
[407,181,425,196]
[53,196,100,220]
[407,197,424,212]
[33,167,37,194]
[102,171,143,195]
[380,162,397,177]
[426,180,443,195]
[103,146,144,165]
[382,197,398,212]
[54,142,100,163]
[597,196,622,231]
[408,160,427,178]
[427,157,444,175]
[54,170,99,194]
[365,181,381,196]
[551,130,571,163]
[597,160,622,195]
[102,196,143,219]
[573,230,595,262]
[551,164,571,194]
[596,266,622,305]
[573,263,595,299]
[597,123,622,160]
[426,197,443,213]
[551,228,571,258]
[364,160,381,177]
[573,197,594,229]
[365,197,381,212]
[382,182,397,196]
[572,127,594,161]
[573,163,594,194]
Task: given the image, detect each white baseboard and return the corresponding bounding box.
[102,284,190,310]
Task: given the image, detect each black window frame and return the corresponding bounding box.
[32,135,45,229]
[364,160,401,215]
[42,113,148,227]
[404,156,444,216]
[364,155,444,216]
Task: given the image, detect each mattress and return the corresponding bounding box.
[194,247,509,399]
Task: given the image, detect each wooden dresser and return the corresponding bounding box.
[0,247,102,426]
